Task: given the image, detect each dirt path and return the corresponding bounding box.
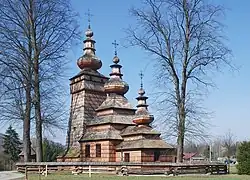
[0,171,24,180]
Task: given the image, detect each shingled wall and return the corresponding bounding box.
[67,70,108,147]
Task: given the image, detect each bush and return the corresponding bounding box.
[43,138,65,162]
[236,141,250,175]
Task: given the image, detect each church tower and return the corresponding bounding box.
[67,23,108,147]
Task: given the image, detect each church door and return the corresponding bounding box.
[124,153,130,162]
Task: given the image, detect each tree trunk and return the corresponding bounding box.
[34,58,43,162]
[176,131,185,162]
[23,83,31,162]
[23,25,33,162]
[177,109,185,163]
[28,0,43,162]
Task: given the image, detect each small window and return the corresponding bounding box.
[124,153,130,162]
[85,144,90,157]
[96,144,101,157]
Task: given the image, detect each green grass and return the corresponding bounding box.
[229,165,237,174]
[26,173,250,180]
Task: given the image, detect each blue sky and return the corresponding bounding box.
[2,0,250,144]
[67,0,250,142]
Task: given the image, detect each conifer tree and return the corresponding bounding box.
[3,126,22,162]
[237,141,250,175]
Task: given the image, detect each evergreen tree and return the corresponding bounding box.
[237,141,250,175]
[2,126,22,162]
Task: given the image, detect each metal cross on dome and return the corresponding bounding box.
[85,9,93,28]
[112,40,119,56]
[139,71,144,89]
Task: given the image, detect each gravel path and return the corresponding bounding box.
[0,171,24,180]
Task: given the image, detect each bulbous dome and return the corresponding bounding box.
[76,26,102,71]
[85,28,93,37]
[133,115,154,125]
[104,78,129,95]
[138,88,145,96]
[77,54,102,70]
[104,54,129,96]
[133,85,154,126]
[113,55,120,64]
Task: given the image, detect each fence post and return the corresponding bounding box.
[45,165,48,177]
[25,166,28,180]
[88,165,91,178]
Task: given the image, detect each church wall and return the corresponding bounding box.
[142,149,176,162]
[80,140,118,162]
[88,124,111,131]
[123,135,143,141]
[68,72,107,147]
[116,150,142,162]
[69,90,86,145]
[141,150,154,162]
[122,134,162,141]
[109,141,119,162]
[96,109,114,116]
[112,124,129,131]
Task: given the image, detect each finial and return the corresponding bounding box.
[85,9,93,29]
[112,40,119,56]
[139,71,144,89]
[138,71,145,96]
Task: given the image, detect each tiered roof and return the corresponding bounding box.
[95,41,135,115]
[118,75,174,150]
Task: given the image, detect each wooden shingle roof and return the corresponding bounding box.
[88,115,135,126]
[96,94,135,112]
[116,139,174,150]
[79,129,123,142]
[120,125,161,136]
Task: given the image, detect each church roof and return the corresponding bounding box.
[120,125,161,136]
[116,139,174,150]
[70,68,108,81]
[88,114,135,126]
[64,146,80,158]
[96,94,135,112]
[79,129,123,142]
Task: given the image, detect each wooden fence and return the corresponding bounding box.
[16,162,228,177]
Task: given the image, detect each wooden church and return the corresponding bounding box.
[57,23,176,163]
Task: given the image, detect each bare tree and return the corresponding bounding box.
[127,0,232,162]
[0,0,79,162]
[222,130,236,158]
[0,4,33,161]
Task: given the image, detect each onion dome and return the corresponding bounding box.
[77,25,102,71]
[104,41,129,95]
[133,74,154,126]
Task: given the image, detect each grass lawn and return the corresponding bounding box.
[26,173,250,180]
